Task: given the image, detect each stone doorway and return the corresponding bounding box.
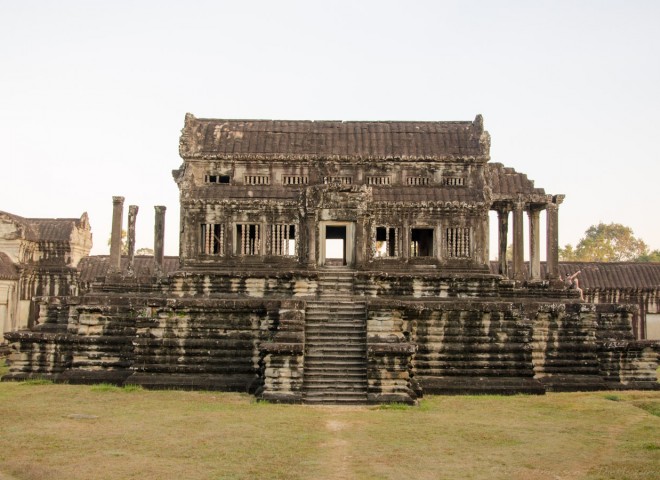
[319,222,355,267]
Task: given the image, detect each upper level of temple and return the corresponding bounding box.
[170,114,563,277]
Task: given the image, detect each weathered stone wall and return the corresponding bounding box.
[4,272,659,399]
[258,300,305,402]
[366,304,417,403]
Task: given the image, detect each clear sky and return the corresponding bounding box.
[1,1,659,257]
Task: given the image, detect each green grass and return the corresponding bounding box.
[89,383,144,393]
[0,382,658,480]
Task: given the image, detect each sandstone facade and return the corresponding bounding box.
[3,114,658,403]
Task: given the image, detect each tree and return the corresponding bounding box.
[559,223,649,262]
[136,247,154,256]
[107,229,128,255]
[635,249,660,262]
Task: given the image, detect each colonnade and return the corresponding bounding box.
[108,196,167,276]
[493,195,564,282]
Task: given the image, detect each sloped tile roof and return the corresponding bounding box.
[489,261,660,290]
[0,252,19,280]
[555,262,660,290]
[487,163,546,197]
[0,211,88,242]
[78,256,179,282]
[180,114,489,160]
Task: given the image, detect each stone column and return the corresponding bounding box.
[528,207,541,280]
[154,206,166,276]
[109,196,125,274]
[545,196,564,281]
[305,215,316,267]
[402,218,410,260]
[496,207,510,277]
[126,205,139,276]
[512,201,525,281]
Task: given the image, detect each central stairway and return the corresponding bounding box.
[302,268,368,404]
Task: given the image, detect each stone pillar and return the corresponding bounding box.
[154,206,166,275]
[127,205,139,276]
[496,207,510,277]
[306,215,316,267]
[109,196,125,274]
[402,219,410,260]
[545,196,564,281]
[528,207,541,280]
[512,201,525,281]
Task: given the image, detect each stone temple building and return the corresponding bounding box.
[0,212,92,340]
[3,114,658,404]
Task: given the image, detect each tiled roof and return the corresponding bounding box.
[489,261,660,290]
[0,211,89,242]
[487,163,545,197]
[78,256,179,282]
[180,114,489,160]
[555,262,660,290]
[0,252,19,280]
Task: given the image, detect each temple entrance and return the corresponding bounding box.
[319,221,355,266]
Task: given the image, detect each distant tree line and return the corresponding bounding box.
[560,223,660,262]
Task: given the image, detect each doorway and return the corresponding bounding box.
[325,226,346,265]
[319,222,355,267]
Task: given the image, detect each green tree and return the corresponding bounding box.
[560,223,649,262]
[635,249,660,262]
[107,229,128,255]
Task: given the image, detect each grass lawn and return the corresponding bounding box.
[0,363,658,480]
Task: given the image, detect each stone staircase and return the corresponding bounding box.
[302,268,368,404]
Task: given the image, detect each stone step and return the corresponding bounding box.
[303,397,368,405]
[303,366,366,374]
[304,380,367,388]
[303,289,368,405]
[305,322,367,330]
[306,336,363,342]
[306,301,365,308]
[305,358,366,366]
[305,336,366,343]
[306,349,365,357]
[306,315,366,321]
[303,375,367,383]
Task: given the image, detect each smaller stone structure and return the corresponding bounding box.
[0,211,92,339]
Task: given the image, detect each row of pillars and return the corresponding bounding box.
[109,196,167,276]
[496,195,564,282]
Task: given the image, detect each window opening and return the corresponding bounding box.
[270,224,296,256]
[367,176,391,185]
[441,177,465,186]
[205,174,231,184]
[323,176,353,185]
[237,224,261,255]
[375,227,399,257]
[244,175,270,185]
[200,223,224,255]
[282,175,308,185]
[406,177,431,185]
[445,227,471,258]
[411,228,434,257]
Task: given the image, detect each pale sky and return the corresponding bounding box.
[1,1,659,258]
